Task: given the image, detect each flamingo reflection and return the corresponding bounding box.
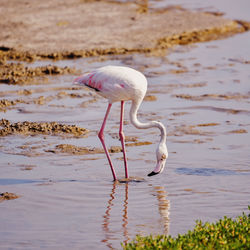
[102,182,170,248]
[154,186,170,235]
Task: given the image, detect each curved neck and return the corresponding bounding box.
[129,100,167,145]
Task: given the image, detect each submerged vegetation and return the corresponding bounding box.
[123,208,249,249]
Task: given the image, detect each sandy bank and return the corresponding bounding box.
[0,0,248,60]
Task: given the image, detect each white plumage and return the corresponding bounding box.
[75,66,147,103]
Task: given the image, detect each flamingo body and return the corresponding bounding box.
[75,66,147,104]
[74,65,168,181]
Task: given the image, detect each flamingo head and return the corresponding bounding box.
[148,143,168,177]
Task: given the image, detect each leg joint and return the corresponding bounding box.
[119,131,125,141]
[98,131,104,141]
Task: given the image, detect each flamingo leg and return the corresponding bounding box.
[119,101,129,178]
[98,103,117,181]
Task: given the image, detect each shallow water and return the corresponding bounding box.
[1,1,250,249]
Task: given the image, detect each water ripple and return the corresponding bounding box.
[175,167,250,176]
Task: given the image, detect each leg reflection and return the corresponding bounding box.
[102,183,116,249]
[122,182,129,244]
[102,182,129,249]
[102,184,170,248]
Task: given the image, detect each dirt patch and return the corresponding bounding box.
[19,164,36,171]
[0,87,93,112]
[0,0,248,61]
[0,99,24,112]
[0,192,20,202]
[48,144,105,155]
[0,119,89,137]
[197,123,220,127]
[172,138,213,144]
[174,93,250,101]
[227,129,248,134]
[171,112,190,116]
[0,61,77,85]
[144,95,157,101]
[125,141,152,147]
[48,144,122,155]
[48,140,153,155]
[109,134,139,142]
[170,124,214,137]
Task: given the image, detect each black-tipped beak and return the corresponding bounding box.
[148,171,159,177]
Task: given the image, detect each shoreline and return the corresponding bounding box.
[0,0,249,61]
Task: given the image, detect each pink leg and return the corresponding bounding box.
[119,101,129,178]
[98,103,117,181]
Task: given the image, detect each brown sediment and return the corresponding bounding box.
[170,124,213,137]
[0,119,89,137]
[109,134,139,142]
[186,106,250,115]
[79,97,98,108]
[0,99,24,112]
[174,93,250,101]
[143,95,157,101]
[49,140,152,155]
[117,176,145,183]
[227,129,248,134]
[235,20,250,31]
[0,86,81,98]
[168,69,188,74]
[156,21,243,49]
[172,138,212,144]
[0,0,249,61]
[48,144,105,155]
[0,86,91,112]
[0,61,77,85]
[125,141,152,147]
[48,144,122,155]
[19,164,36,170]
[197,123,220,127]
[183,188,212,194]
[124,136,139,142]
[0,192,20,202]
[166,82,207,89]
[171,112,190,116]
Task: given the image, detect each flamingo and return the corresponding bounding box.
[74,65,168,181]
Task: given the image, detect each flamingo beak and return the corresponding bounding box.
[148,159,166,177]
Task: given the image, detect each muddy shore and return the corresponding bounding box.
[1,0,249,62]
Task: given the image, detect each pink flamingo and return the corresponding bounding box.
[74,65,168,181]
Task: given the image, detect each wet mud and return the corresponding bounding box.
[1,1,250,61]
[48,140,153,156]
[117,177,146,183]
[0,19,248,62]
[0,61,77,85]
[49,144,119,155]
[0,99,23,112]
[175,93,250,101]
[0,119,89,137]
[0,192,20,202]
